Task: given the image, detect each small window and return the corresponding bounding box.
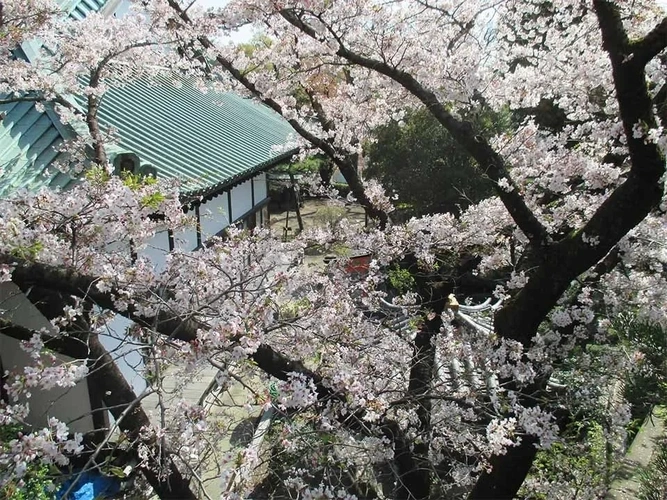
[113,153,140,175]
[141,165,158,178]
[120,157,135,173]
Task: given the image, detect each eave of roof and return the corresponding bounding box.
[184,146,298,207]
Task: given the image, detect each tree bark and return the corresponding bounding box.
[467,437,538,499]
[288,169,304,232]
[397,318,440,500]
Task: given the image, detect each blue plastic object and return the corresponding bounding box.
[56,471,121,500]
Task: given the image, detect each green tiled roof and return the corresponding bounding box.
[0,1,111,197]
[0,0,297,200]
[87,75,297,198]
[0,78,297,200]
[0,101,75,197]
[0,78,297,199]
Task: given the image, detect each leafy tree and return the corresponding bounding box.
[365,108,501,216]
[273,155,336,189]
[614,316,667,436]
[520,421,611,499]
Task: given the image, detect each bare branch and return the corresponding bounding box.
[165,0,389,228]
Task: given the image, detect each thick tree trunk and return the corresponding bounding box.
[398,326,437,500]
[467,438,538,499]
[384,422,428,500]
[319,158,334,186]
[394,264,451,500]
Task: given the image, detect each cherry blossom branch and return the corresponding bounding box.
[279,9,549,245]
[469,7,667,495]
[0,94,52,105]
[655,82,667,125]
[413,0,500,51]
[42,294,198,499]
[489,2,666,352]
[573,2,666,249]
[0,319,86,359]
[165,0,389,227]
[85,336,198,499]
[3,255,442,495]
[84,40,165,166]
[0,319,197,499]
[219,60,388,226]
[1,254,339,400]
[58,384,155,500]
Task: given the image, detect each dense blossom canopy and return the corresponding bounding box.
[0,0,665,499]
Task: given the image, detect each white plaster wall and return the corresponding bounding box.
[141,230,171,273]
[200,193,230,239]
[253,172,267,202]
[0,283,95,434]
[100,318,146,393]
[0,282,54,333]
[172,225,198,251]
[230,180,253,221]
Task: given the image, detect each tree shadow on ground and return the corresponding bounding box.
[230,417,257,447]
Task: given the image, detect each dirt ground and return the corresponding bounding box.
[268,198,367,240]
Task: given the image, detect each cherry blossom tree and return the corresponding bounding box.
[170,0,667,496]
[0,1,666,499]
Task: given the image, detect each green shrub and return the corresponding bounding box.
[387,266,416,294]
[0,425,56,500]
[313,206,346,227]
[613,316,667,441]
[520,421,611,499]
